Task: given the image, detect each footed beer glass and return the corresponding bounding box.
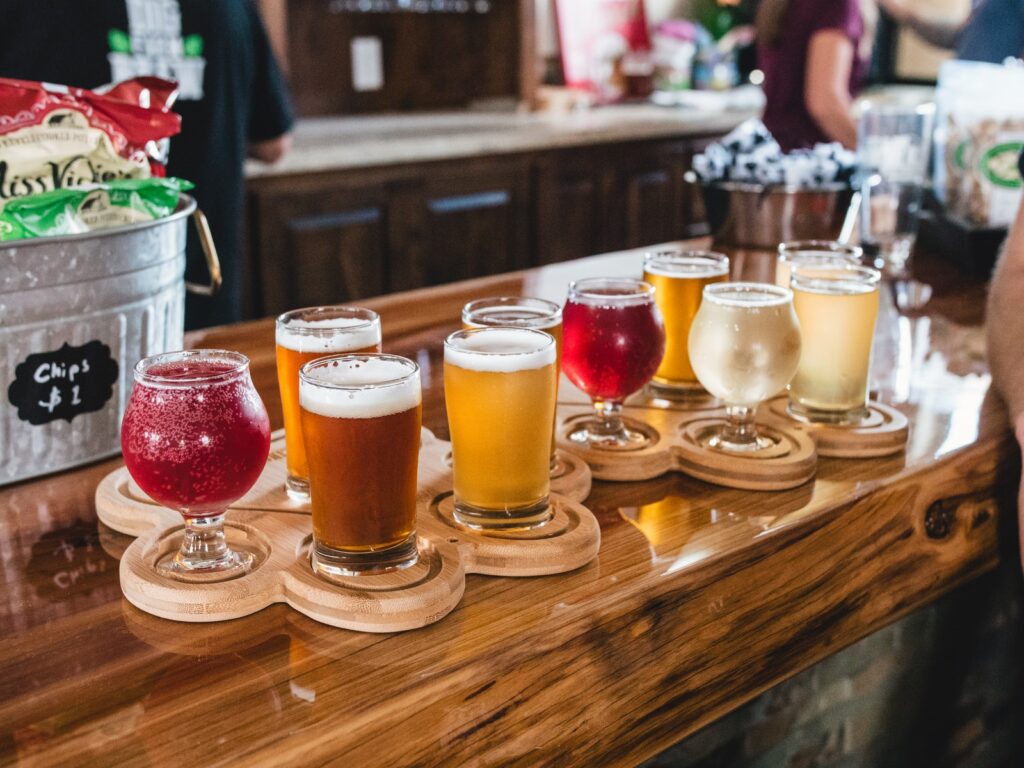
[688,283,801,452]
[121,350,271,582]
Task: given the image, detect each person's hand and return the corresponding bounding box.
[1015,415,1024,568]
[877,0,913,24]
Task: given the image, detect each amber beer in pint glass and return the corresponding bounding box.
[643,250,729,395]
[444,327,557,530]
[275,307,381,500]
[462,297,563,472]
[788,264,881,424]
[300,354,422,577]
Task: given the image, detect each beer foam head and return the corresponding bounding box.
[703,282,793,308]
[444,328,556,373]
[300,356,421,419]
[276,315,380,354]
[643,251,729,278]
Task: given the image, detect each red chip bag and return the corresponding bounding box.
[0,77,181,200]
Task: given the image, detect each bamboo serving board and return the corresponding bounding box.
[765,397,909,458]
[95,429,599,633]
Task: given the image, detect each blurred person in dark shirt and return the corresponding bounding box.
[756,0,877,150]
[878,0,1024,63]
[0,0,295,330]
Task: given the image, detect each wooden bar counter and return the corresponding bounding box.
[0,240,1015,767]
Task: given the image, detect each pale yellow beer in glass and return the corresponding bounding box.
[788,264,881,424]
[444,327,557,530]
[688,283,801,452]
[643,250,729,395]
[461,297,564,473]
[275,307,381,500]
[776,240,863,289]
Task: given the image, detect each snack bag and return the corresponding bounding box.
[0,177,193,241]
[0,77,181,201]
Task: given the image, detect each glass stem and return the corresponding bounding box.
[592,399,626,438]
[178,513,231,568]
[723,405,759,447]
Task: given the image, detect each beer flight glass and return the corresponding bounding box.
[775,240,863,289]
[299,354,422,576]
[462,297,565,475]
[444,327,557,530]
[788,264,882,424]
[688,283,801,452]
[562,278,665,449]
[643,250,729,397]
[121,350,272,581]
[275,306,382,500]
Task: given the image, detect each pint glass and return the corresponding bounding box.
[775,241,863,289]
[643,250,729,395]
[444,327,557,530]
[788,264,881,424]
[462,297,563,473]
[299,354,421,577]
[275,307,381,500]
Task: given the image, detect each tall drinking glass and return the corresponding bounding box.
[121,350,272,581]
[275,307,381,500]
[299,354,422,577]
[444,327,557,530]
[788,264,881,424]
[562,278,665,449]
[775,240,863,289]
[643,250,729,397]
[857,101,934,274]
[688,284,801,452]
[462,297,564,475]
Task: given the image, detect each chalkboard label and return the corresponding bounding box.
[7,341,119,425]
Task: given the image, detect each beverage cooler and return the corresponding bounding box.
[0,197,219,485]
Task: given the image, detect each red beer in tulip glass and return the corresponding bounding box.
[562,277,665,449]
[121,350,271,581]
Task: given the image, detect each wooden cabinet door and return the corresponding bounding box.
[614,141,691,250]
[415,159,531,285]
[534,149,614,265]
[248,183,390,318]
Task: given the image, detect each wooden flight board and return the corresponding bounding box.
[95,430,598,633]
[765,396,909,458]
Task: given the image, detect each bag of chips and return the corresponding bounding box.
[0,77,181,202]
[0,177,193,241]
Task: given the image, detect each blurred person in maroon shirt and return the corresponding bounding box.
[756,0,876,150]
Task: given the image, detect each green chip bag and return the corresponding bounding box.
[0,177,194,241]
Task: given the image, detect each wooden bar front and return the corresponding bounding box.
[0,241,1014,767]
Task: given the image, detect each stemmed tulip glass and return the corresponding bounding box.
[688,283,801,452]
[561,278,665,449]
[121,350,271,581]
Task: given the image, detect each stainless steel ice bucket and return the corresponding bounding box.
[0,194,220,485]
[697,181,857,249]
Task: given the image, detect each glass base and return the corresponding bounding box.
[568,421,652,451]
[286,475,310,502]
[646,379,705,400]
[156,545,254,583]
[311,534,418,578]
[453,496,552,531]
[787,401,870,426]
[703,430,778,454]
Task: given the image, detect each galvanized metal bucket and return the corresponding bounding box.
[696,181,858,250]
[0,194,221,485]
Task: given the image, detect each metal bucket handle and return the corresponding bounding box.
[184,208,222,296]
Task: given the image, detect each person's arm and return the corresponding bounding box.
[248,134,292,164]
[877,0,963,49]
[804,30,858,149]
[986,195,1024,565]
[246,0,295,164]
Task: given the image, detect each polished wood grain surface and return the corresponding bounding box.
[0,241,1013,767]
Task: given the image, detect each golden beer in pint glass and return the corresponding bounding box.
[462,297,564,473]
[776,240,863,289]
[788,264,881,424]
[275,307,381,500]
[444,327,557,530]
[643,250,729,396]
[299,354,422,577]
[688,283,801,453]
